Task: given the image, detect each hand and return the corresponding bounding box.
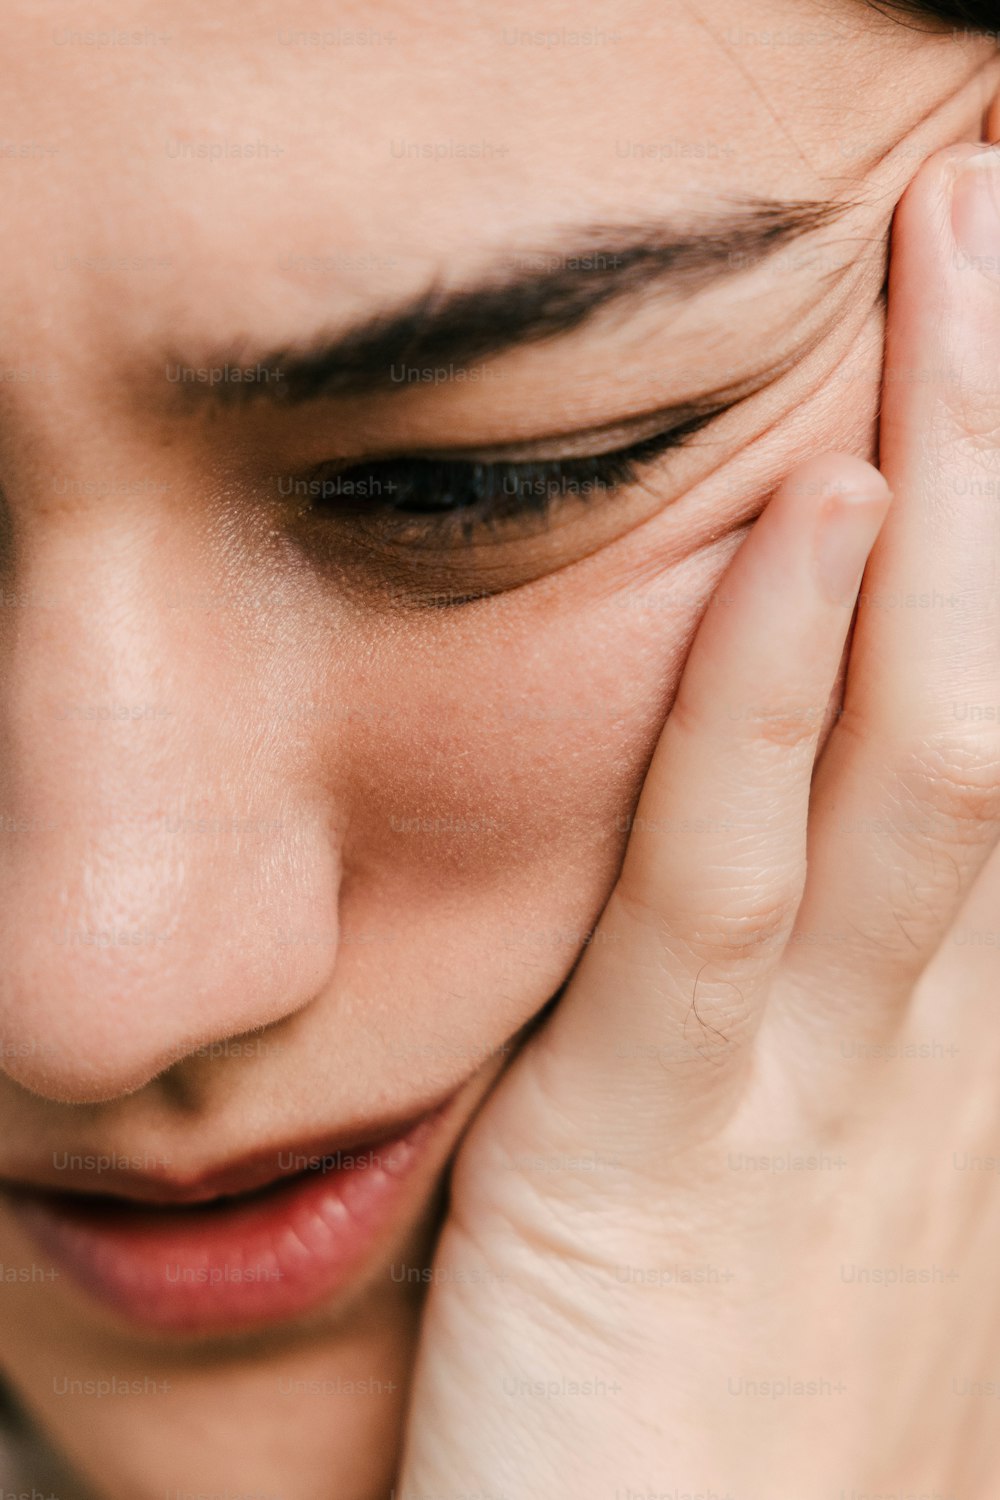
[396,142,1000,1500]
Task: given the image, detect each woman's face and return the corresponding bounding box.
[0,2,998,1495]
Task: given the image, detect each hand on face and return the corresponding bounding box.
[0,11,997,1500]
[397,139,1000,1499]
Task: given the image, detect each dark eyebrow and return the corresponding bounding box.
[165,197,855,408]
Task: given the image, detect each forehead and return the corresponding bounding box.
[0,0,988,358]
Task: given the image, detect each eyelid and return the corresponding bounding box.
[383,345,806,468]
[318,404,716,499]
[407,403,724,466]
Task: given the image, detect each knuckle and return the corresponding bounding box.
[612,876,800,962]
[746,704,824,752]
[687,887,801,960]
[896,731,1000,837]
[939,380,1000,454]
[670,689,822,754]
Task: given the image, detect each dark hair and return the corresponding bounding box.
[872,0,997,26]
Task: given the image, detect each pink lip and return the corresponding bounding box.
[4,1108,450,1333]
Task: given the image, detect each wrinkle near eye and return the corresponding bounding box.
[259,268,890,612]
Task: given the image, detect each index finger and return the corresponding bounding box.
[528,451,890,1150]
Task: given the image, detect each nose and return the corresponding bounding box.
[0,492,340,1103]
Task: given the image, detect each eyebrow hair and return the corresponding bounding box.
[166,196,855,408]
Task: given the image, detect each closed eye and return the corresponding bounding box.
[298,403,727,545]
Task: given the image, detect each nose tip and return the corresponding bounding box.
[0,1020,178,1108]
[0,859,339,1103]
[0,915,209,1105]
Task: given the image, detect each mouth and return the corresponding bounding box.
[1,1093,461,1334]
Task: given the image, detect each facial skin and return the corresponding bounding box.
[0,2,997,1496]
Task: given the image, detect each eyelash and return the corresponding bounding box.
[305,406,723,543]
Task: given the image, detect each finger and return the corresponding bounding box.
[776,143,1000,1043]
[525,451,892,1150]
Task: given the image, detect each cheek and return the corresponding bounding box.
[305,530,776,1086]
[294,304,887,1082]
[341,529,744,905]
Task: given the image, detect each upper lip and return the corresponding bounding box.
[0,1090,458,1207]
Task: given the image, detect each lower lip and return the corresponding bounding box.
[5,1112,447,1334]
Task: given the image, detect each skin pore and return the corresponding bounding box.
[0,2,998,1496]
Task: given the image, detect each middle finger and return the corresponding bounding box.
[777,143,1000,1042]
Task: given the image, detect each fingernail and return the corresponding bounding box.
[951,146,1000,280]
[815,485,892,607]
